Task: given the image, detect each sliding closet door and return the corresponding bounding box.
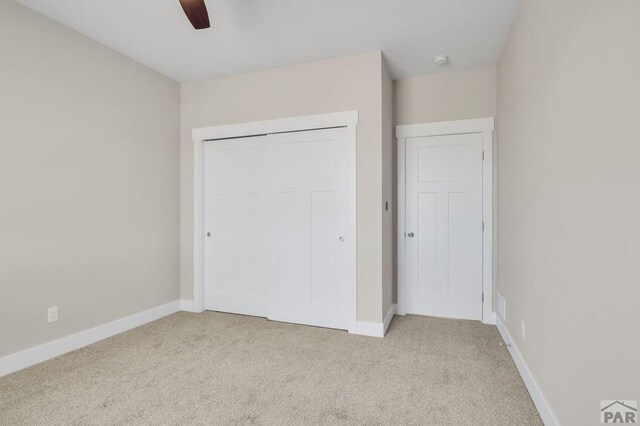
[267,128,350,330]
[203,127,351,330]
[203,136,272,317]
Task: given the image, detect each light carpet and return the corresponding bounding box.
[0,312,542,425]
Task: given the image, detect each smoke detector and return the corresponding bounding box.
[434,55,449,66]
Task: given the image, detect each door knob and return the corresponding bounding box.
[338,236,345,242]
[407,232,415,238]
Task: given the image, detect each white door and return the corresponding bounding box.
[268,128,350,330]
[204,127,350,330]
[204,136,271,317]
[405,133,483,320]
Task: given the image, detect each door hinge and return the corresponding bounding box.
[482,222,485,232]
[482,150,485,161]
[482,293,485,302]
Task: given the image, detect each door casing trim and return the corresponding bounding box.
[395,118,495,324]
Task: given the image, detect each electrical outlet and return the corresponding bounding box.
[521,320,526,340]
[48,306,59,323]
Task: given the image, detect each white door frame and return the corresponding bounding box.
[191,111,359,331]
[396,118,495,324]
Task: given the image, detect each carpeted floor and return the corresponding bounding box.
[0,312,541,425]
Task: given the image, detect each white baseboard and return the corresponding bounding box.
[496,316,558,426]
[483,311,497,325]
[383,303,396,335]
[180,299,202,313]
[349,304,397,338]
[0,301,180,378]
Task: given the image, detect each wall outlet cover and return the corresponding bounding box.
[48,306,59,323]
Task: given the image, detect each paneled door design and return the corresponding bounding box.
[203,127,350,330]
[405,133,483,320]
[267,128,349,330]
[204,136,272,317]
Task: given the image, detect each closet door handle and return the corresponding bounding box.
[407,232,415,238]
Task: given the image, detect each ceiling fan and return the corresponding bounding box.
[179,0,211,30]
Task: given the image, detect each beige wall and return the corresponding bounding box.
[394,67,496,126]
[0,0,180,357]
[498,1,640,424]
[180,52,388,322]
[381,58,394,318]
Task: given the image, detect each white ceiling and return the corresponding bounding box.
[13,0,520,82]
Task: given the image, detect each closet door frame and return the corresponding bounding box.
[191,111,358,333]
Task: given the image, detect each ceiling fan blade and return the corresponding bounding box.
[179,0,210,30]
